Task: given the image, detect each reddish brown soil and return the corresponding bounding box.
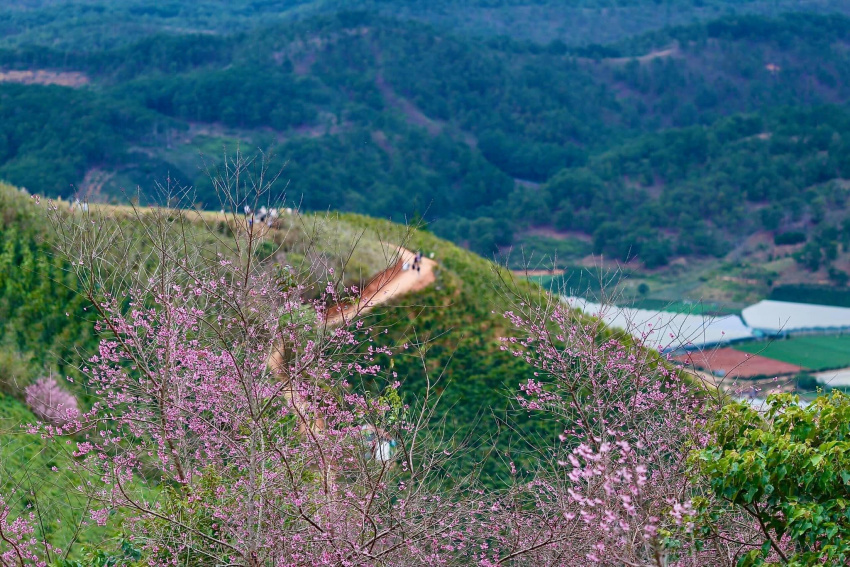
[521,227,592,242]
[674,348,804,379]
[600,46,679,66]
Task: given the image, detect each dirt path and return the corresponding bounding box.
[76,202,438,322]
[370,43,477,148]
[269,246,436,379]
[326,247,436,325]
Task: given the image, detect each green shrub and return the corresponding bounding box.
[795,372,819,392]
[694,392,850,565]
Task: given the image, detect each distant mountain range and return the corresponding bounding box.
[0,1,849,299]
[2,0,850,47]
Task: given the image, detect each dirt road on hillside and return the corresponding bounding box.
[268,246,436,380]
[74,201,437,335]
[326,247,436,325]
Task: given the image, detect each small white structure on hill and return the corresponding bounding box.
[564,297,753,353]
[741,300,850,336]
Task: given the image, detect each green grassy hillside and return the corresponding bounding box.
[0,181,550,539]
[0,393,116,555]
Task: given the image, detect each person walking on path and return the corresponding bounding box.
[414,250,423,275]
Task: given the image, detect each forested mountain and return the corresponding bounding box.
[2,0,849,48]
[1,4,850,288]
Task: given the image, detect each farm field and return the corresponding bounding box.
[674,348,803,379]
[521,255,768,314]
[734,335,850,371]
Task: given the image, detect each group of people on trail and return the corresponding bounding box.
[412,250,423,275]
[69,198,89,212]
[243,205,283,228]
[403,251,425,274]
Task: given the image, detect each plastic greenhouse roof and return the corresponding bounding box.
[741,300,850,333]
[564,297,754,352]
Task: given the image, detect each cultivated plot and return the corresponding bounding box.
[734,335,850,371]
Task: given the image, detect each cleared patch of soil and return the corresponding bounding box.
[375,71,444,137]
[371,44,476,147]
[77,168,114,200]
[674,347,804,379]
[371,130,392,154]
[178,120,343,146]
[0,69,89,87]
[514,178,541,189]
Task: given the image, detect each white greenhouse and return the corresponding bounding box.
[741,300,850,335]
[564,297,754,353]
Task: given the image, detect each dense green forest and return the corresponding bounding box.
[529,107,850,267]
[0,4,849,284]
[1,0,848,48]
[365,0,850,45]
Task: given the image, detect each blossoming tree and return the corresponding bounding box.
[33,157,485,566]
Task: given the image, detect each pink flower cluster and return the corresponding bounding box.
[41,251,482,565]
[24,377,79,426]
[0,496,47,567]
[482,303,709,565]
